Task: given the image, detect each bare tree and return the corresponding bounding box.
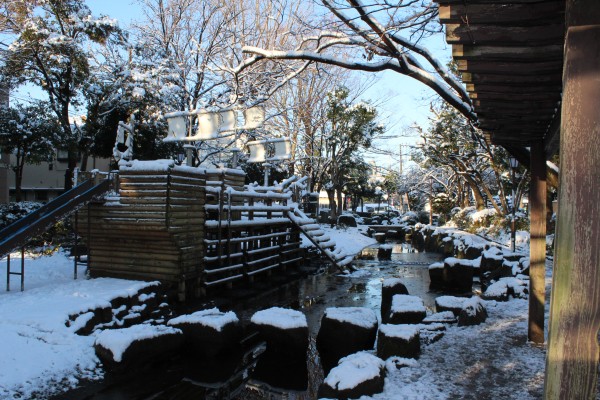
[234,0,475,121]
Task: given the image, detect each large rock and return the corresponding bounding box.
[338,214,357,227]
[428,262,445,289]
[381,278,409,323]
[444,257,475,292]
[318,352,386,399]
[378,245,393,260]
[377,324,420,359]
[374,233,386,244]
[389,295,426,324]
[482,277,529,302]
[458,297,488,326]
[317,307,378,373]
[251,307,308,358]
[94,325,183,370]
[167,308,242,357]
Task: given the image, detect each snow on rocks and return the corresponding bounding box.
[317,307,379,373]
[94,324,183,369]
[381,278,409,323]
[422,311,457,324]
[377,324,420,360]
[167,308,242,357]
[389,295,427,324]
[251,307,308,358]
[318,352,386,399]
[458,297,488,326]
[435,295,468,316]
[377,244,393,260]
[482,277,529,302]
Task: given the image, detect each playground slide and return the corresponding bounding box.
[0,178,112,258]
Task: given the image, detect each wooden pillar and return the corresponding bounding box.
[528,142,546,344]
[544,16,600,400]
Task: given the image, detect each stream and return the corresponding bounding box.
[57,243,446,400]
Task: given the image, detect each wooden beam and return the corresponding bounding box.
[439,2,564,25]
[471,91,561,101]
[457,59,563,74]
[545,23,600,400]
[462,72,562,85]
[474,99,559,110]
[467,83,562,93]
[453,44,563,61]
[528,142,546,344]
[446,23,564,46]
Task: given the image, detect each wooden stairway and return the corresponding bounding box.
[287,207,354,271]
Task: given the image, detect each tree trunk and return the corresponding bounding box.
[14,163,23,202]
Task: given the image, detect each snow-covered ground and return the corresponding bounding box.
[0,250,158,399]
[300,224,376,256]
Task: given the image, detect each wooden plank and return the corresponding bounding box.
[436,0,562,5]
[467,83,561,93]
[544,23,600,400]
[439,2,564,25]
[462,72,562,85]
[470,91,560,101]
[457,59,563,74]
[453,44,563,61]
[474,99,559,109]
[91,254,179,269]
[446,23,564,46]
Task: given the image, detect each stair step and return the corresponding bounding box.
[302,224,320,231]
[337,256,354,267]
[320,240,336,249]
[309,230,325,237]
[313,235,331,243]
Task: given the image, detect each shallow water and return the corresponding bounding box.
[58,244,445,400]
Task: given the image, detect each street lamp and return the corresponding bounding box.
[509,156,519,252]
[375,186,382,214]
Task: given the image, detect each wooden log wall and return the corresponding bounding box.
[78,162,206,300]
[78,162,304,300]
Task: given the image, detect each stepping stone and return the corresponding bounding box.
[378,245,393,260]
[251,307,308,358]
[318,352,386,399]
[381,278,409,323]
[377,324,420,359]
[389,295,426,324]
[167,308,242,357]
[444,257,476,292]
[458,297,488,326]
[435,295,467,316]
[428,262,445,288]
[94,325,183,370]
[317,307,378,373]
[374,233,386,243]
[422,311,457,324]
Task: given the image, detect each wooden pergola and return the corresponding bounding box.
[434,0,599,398]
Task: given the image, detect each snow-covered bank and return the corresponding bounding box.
[0,251,159,399]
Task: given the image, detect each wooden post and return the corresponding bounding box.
[544,19,600,400]
[528,142,546,344]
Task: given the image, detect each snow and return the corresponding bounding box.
[428,261,444,270]
[168,308,239,331]
[462,297,485,317]
[379,324,419,340]
[0,250,160,399]
[94,325,181,362]
[119,159,174,171]
[435,296,466,309]
[391,295,426,313]
[444,257,478,268]
[382,277,404,288]
[324,352,385,391]
[251,307,307,329]
[324,307,378,329]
